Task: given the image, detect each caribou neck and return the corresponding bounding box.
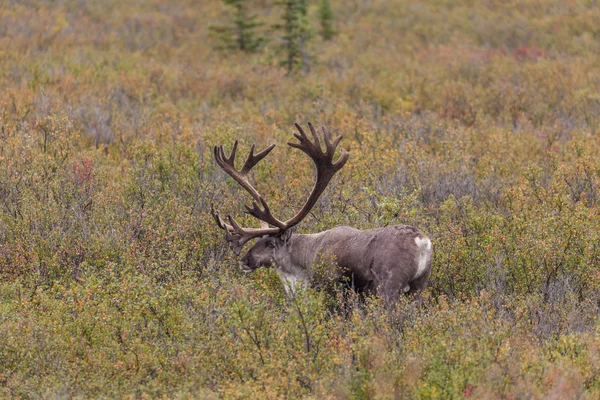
[275,232,326,276]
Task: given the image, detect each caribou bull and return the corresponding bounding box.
[211,123,432,301]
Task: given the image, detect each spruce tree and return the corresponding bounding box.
[273,0,313,73]
[210,0,265,52]
[318,0,335,40]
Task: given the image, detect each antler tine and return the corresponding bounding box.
[320,125,336,155]
[330,131,343,153]
[241,144,276,175]
[226,140,238,163]
[211,203,229,231]
[307,122,322,151]
[284,122,349,229]
[226,214,243,233]
[324,126,347,168]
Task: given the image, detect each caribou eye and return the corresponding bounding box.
[267,240,276,248]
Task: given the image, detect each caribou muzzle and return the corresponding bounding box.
[240,253,255,272]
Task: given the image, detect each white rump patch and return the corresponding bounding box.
[402,284,410,293]
[414,236,432,278]
[414,236,432,251]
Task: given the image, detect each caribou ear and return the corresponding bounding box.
[230,241,243,256]
[280,229,293,243]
